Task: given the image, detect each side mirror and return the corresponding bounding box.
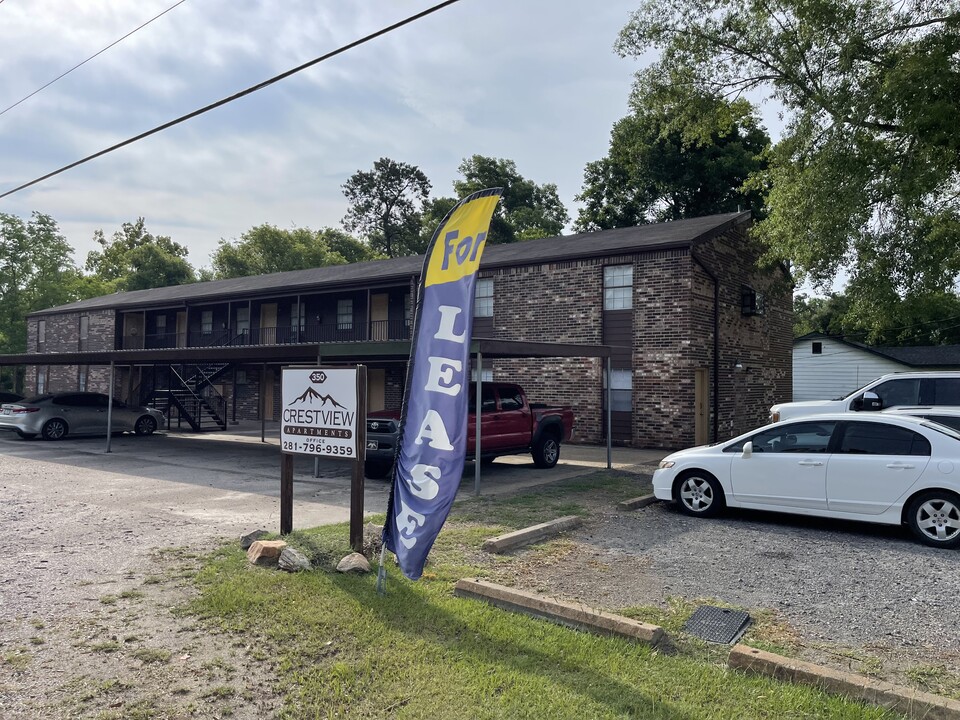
[861,391,883,411]
[742,441,753,458]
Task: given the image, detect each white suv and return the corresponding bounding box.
[769,372,960,422]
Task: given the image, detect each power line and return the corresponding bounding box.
[0,0,190,118]
[0,0,462,200]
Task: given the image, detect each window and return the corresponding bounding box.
[468,385,497,413]
[79,316,89,340]
[156,315,167,332]
[931,378,960,405]
[603,265,632,311]
[726,421,837,453]
[236,307,250,334]
[470,368,493,383]
[78,366,88,392]
[870,379,920,408]
[403,293,412,327]
[498,387,524,411]
[812,341,822,355]
[37,366,47,394]
[838,422,930,456]
[201,310,214,334]
[337,299,353,330]
[38,320,46,346]
[235,370,247,385]
[741,285,765,316]
[604,369,633,412]
[474,279,493,318]
[291,302,305,332]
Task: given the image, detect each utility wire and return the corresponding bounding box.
[0,0,190,118]
[0,0,462,200]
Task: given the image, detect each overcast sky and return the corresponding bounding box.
[0,1,779,273]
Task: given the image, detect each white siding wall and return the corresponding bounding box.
[793,338,908,401]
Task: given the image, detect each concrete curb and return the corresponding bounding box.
[617,493,658,511]
[481,515,582,553]
[729,644,960,720]
[454,578,665,647]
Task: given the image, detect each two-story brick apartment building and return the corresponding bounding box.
[11,211,792,449]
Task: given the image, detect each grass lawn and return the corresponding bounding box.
[185,472,901,719]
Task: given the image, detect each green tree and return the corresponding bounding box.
[0,212,87,355]
[417,196,459,248]
[342,158,432,258]
[453,155,568,243]
[617,0,960,321]
[85,218,196,291]
[211,225,378,279]
[575,92,769,231]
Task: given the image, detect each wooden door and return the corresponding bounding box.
[260,303,278,344]
[695,368,709,445]
[368,369,385,411]
[371,294,389,340]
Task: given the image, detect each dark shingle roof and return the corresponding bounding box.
[795,332,960,368]
[33,211,749,316]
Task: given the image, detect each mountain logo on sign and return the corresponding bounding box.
[289,387,346,408]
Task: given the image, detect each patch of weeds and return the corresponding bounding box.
[906,663,960,699]
[29,636,45,645]
[75,678,130,702]
[90,641,122,653]
[96,698,160,719]
[201,685,235,699]
[4,649,31,671]
[119,589,145,600]
[99,594,118,605]
[30,618,45,630]
[142,575,164,585]
[201,657,236,678]
[132,648,172,664]
[170,686,191,696]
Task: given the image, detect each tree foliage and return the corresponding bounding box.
[0,212,87,355]
[211,225,380,279]
[341,158,431,258]
[575,91,769,231]
[617,0,960,322]
[85,218,196,292]
[453,155,568,243]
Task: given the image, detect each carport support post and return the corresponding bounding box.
[260,363,267,443]
[280,452,293,535]
[105,361,115,453]
[474,351,483,496]
[606,357,612,469]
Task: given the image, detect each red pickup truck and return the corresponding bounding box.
[364,382,575,478]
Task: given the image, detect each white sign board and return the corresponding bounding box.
[281,368,358,459]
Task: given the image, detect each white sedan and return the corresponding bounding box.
[653,413,960,549]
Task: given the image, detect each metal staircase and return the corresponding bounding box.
[143,364,230,432]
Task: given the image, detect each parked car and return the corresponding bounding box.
[769,372,960,423]
[364,382,575,478]
[882,406,960,433]
[0,391,23,404]
[653,413,960,548]
[0,392,165,440]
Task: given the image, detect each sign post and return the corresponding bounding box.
[279,366,366,551]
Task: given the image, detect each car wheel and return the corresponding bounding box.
[673,471,725,518]
[134,416,157,436]
[906,490,960,549]
[41,418,68,441]
[365,461,393,480]
[532,434,560,468]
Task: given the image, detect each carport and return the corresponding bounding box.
[0,338,615,491]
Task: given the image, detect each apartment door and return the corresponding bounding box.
[370,293,389,340]
[260,303,278,344]
[695,368,709,445]
[123,312,145,349]
[176,311,187,348]
[368,369,385,411]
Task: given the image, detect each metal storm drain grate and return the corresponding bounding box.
[684,605,751,644]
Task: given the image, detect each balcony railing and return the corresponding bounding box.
[121,319,411,350]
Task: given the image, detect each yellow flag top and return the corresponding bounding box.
[424,193,500,287]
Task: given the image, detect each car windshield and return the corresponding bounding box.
[838,382,872,401]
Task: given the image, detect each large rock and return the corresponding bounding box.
[336,552,370,574]
[278,547,312,573]
[247,540,287,566]
[240,529,269,550]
